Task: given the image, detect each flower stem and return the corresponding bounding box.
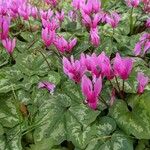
[37,49,51,70]
[100,96,109,108]
[110,28,115,54]
[109,80,114,88]
[28,19,33,35]
[115,76,124,100]
[115,76,121,93]
[122,80,125,93]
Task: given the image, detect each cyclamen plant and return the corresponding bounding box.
[0,0,150,149]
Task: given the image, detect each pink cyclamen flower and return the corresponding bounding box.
[81,0,101,14]
[92,0,101,13]
[0,2,8,16]
[56,10,65,23]
[2,38,16,55]
[81,12,101,28]
[80,53,101,78]
[80,53,95,71]
[0,16,10,40]
[42,27,55,47]
[31,6,38,19]
[40,9,53,20]
[54,36,68,53]
[113,53,133,80]
[81,11,92,27]
[81,75,102,110]
[137,72,149,94]
[42,18,59,31]
[8,0,19,17]
[125,0,140,8]
[72,0,85,10]
[63,56,85,83]
[44,0,57,7]
[106,12,121,28]
[134,42,142,56]
[97,52,114,80]
[68,10,77,22]
[134,33,150,56]
[90,28,100,47]
[54,36,77,53]
[38,81,55,93]
[146,18,150,28]
[142,0,150,13]
[18,4,31,20]
[67,38,77,52]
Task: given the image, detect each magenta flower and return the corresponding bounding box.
[44,0,57,7]
[125,0,140,8]
[142,0,150,13]
[99,11,107,23]
[56,10,65,23]
[54,36,68,53]
[146,18,150,28]
[68,10,77,22]
[42,27,55,47]
[92,13,101,28]
[90,28,100,47]
[134,42,142,56]
[54,36,77,53]
[81,0,101,14]
[137,72,149,94]
[38,81,55,93]
[81,0,92,15]
[97,52,114,80]
[80,53,101,78]
[8,1,19,17]
[81,75,102,110]
[0,2,8,16]
[42,18,59,31]
[66,38,77,52]
[2,38,16,55]
[113,53,133,80]
[106,12,121,28]
[92,0,101,13]
[81,11,92,27]
[134,33,150,56]
[18,4,31,20]
[40,9,53,20]
[72,0,85,10]
[63,56,85,83]
[31,6,38,19]
[81,12,101,28]
[0,16,10,40]
[80,53,94,71]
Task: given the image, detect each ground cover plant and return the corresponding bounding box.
[0,0,150,149]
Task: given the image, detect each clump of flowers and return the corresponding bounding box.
[62,52,136,109]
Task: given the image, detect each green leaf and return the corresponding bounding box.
[15,53,50,77]
[110,92,150,139]
[21,75,40,91]
[5,126,22,150]
[42,71,61,85]
[85,131,133,150]
[20,32,34,42]
[0,95,21,128]
[33,91,100,149]
[27,138,56,150]
[0,67,23,93]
